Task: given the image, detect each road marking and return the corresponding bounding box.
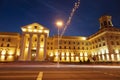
[36,72,43,80]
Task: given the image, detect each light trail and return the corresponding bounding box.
[60,0,80,37]
[1,64,120,69]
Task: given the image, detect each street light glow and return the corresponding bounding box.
[56,20,63,28]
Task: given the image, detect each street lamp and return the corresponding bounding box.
[55,20,63,66]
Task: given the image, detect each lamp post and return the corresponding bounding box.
[56,20,63,66]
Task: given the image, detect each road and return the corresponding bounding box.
[0,63,120,80]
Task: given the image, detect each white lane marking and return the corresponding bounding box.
[36,72,43,80]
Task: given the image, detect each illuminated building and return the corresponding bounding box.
[0,32,20,61]
[0,15,120,62]
[19,23,49,61]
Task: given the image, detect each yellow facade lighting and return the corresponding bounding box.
[28,26,31,29]
[80,53,83,57]
[71,53,74,56]
[44,30,49,33]
[66,52,69,56]
[61,52,64,56]
[117,54,120,61]
[22,28,27,32]
[61,57,65,61]
[82,37,86,40]
[8,50,14,55]
[106,54,109,60]
[71,57,74,61]
[40,27,44,30]
[111,54,114,61]
[84,52,88,56]
[1,56,5,61]
[40,48,43,51]
[76,56,79,61]
[101,49,105,54]
[28,29,32,32]
[33,29,37,32]
[1,50,6,55]
[50,53,53,57]
[115,49,119,54]
[84,57,88,61]
[38,30,42,33]
[66,57,70,61]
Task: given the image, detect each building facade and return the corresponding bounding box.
[0,15,120,62]
[0,32,20,61]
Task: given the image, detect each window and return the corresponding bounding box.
[8,38,11,42]
[51,47,53,50]
[64,41,66,44]
[74,46,75,49]
[86,43,88,46]
[116,41,119,45]
[64,46,66,49]
[99,44,101,47]
[69,47,71,49]
[104,21,107,26]
[108,21,111,25]
[96,45,98,48]
[103,42,106,46]
[82,47,84,50]
[82,42,84,45]
[51,43,53,45]
[35,38,37,41]
[59,46,62,49]
[73,42,75,44]
[1,43,3,47]
[2,38,4,41]
[41,38,43,41]
[98,39,101,42]
[34,26,37,29]
[69,41,71,44]
[95,40,97,43]
[7,44,10,47]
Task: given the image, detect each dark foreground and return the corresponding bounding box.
[0,62,120,80]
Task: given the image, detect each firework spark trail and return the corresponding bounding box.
[60,0,80,37]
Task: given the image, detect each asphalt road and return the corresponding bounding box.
[0,63,120,80]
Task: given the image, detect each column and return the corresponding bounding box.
[19,33,26,61]
[44,34,47,60]
[35,34,40,61]
[27,34,33,61]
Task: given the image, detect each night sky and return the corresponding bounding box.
[0,0,120,37]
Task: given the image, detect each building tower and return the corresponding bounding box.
[99,15,113,29]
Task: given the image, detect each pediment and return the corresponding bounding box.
[21,23,49,33]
